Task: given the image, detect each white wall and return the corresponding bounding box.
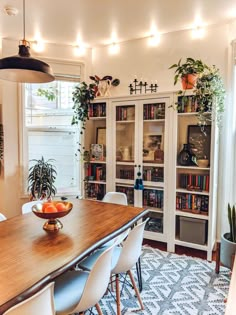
[92,23,230,240]
[92,24,228,96]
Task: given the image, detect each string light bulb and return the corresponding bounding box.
[74,45,86,56]
[192,26,205,39]
[108,42,120,55]
[148,33,161,46]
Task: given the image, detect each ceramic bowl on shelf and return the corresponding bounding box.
[197,159,209,168]
[32,201,73,232]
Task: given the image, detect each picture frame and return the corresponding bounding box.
[143,133,163,161]
[96,127,106,145]
[187,125,211,160]
[143,133,163,151]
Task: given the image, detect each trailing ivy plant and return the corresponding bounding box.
[193,65,225,129]
[71,82,96,153]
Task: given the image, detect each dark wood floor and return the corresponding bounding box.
[143,239,216,261]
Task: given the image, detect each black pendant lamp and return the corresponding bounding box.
[0,0,54,83]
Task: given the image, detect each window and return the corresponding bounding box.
[22,78,81,197]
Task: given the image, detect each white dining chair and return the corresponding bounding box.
[22,201,42,214]
[78,219,148,315]
[102,192,128,205]
[102,191,143,292]
[54,242,116,315]
[0,212,7,221]
[3,282,55,315]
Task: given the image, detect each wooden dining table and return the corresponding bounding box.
[0,199,148,314]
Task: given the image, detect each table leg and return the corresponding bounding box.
[215,242,221,274]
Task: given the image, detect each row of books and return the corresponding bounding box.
[143,103,165,120]
[176,193,209,213]
[177,95,209,114]
[179,174,210,192]
[116,106,135,121]
[86,183,105,200]
[89,102,106,117]
[143,189,163,208]
[116,186,134,204]
[86,164,106,181]
[143,168,164,182]
[119,169,134,180]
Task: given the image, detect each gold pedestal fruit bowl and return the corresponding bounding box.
[32,201,73,232]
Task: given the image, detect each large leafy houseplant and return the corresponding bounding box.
[71,82,96,153]
[28,156,57,200]
[169,57,207,87]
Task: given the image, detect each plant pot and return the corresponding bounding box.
[220,232,236,269]
[181,74,197,90]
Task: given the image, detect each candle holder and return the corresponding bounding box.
[129,79,158,95]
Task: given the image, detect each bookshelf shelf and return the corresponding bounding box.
[143,119,165,123]
[175,210,209,220]
[176,165,210,171]
[176,188,210,196]
[87,180,106,185]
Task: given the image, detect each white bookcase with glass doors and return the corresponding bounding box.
[82,92,219,260]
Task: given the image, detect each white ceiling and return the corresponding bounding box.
[0,0,236,49]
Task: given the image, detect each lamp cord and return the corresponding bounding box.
[23,0,25,40]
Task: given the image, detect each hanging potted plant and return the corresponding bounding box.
[71,81,96,153]
[169,57,207,89]
[220,203,236,269]
[28,156,57,201]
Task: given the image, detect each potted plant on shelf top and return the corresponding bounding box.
[169,57,207,89]
[220,203,236,269]
[169,57,225,129]
[28,156,57,201]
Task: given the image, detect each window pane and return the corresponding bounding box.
[24,79,80,196]
[28,130,79,194]
[25,81,77,127]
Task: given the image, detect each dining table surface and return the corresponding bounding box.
[0,198,148,314]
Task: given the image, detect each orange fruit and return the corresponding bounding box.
[44,205,57,213]
[56,202,66,212]
[42,202,53,213]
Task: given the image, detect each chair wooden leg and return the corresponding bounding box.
[215,242,221,274]
[95,303,103,315]
[115,274,121,315]
[111,275,114,292]
[127,270,144,310]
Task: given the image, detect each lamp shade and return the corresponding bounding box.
[0,43,55,83]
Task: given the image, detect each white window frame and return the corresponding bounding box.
[19,59,84,199]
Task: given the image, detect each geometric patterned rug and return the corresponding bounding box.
[99,246,230,315]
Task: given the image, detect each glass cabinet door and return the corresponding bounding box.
[142,100,166,240]
[115,103,136,205]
